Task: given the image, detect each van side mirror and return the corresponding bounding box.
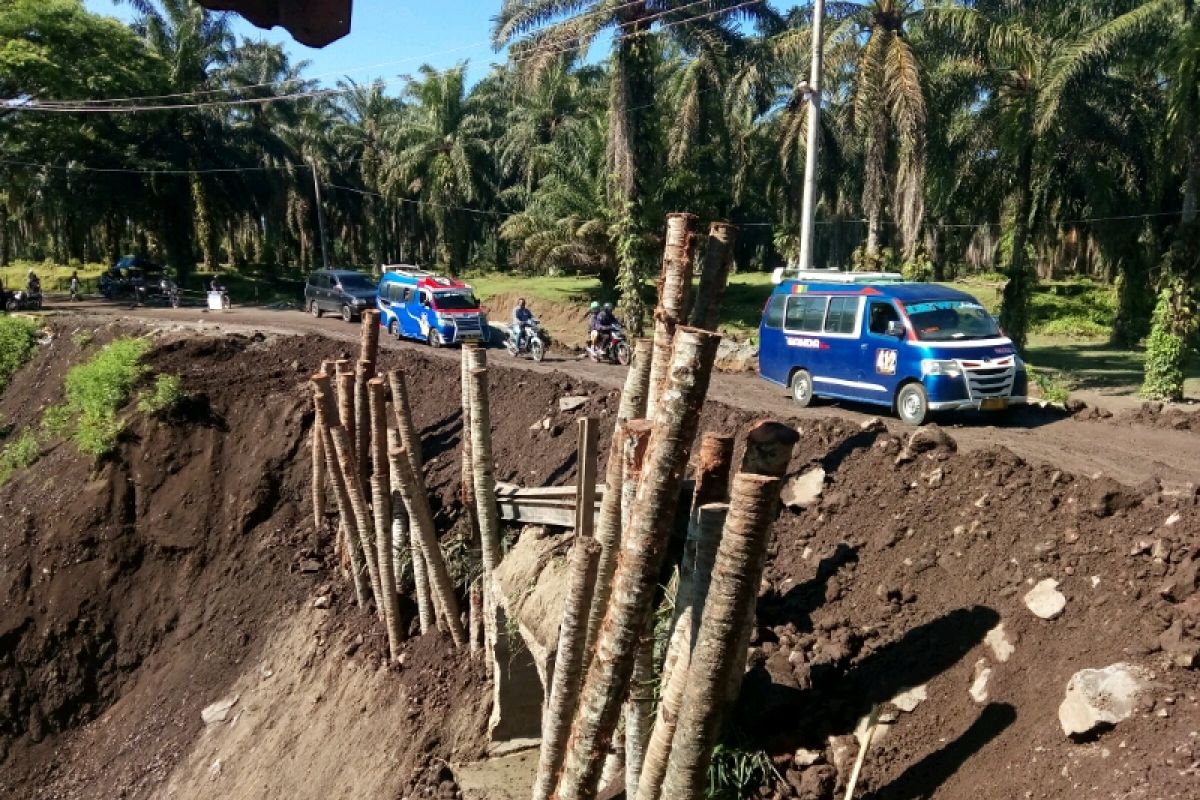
[886,320,905,338]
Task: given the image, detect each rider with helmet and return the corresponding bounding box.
[511,297,534,349]
[589,302,618,354]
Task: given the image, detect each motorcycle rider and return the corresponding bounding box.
[511,297,534,350]
[209,275,225,294]
[589,302,618,356]
[27,269,41,296]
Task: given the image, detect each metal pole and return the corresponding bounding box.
[310,160,330,270]
[797,0,825,273]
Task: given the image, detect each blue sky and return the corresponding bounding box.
[84,0,517,88]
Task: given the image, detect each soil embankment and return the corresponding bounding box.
[0,320,1196,799]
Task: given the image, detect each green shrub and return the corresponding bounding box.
[138,373,184,415]
[0,429,40,485]
[1028,364,1072,404]
[0,316,41,391]
[1141,279,1198,401]
[707,742,782,799]
[62,337,152,456]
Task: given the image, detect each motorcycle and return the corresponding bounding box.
[5,289,42,312]
[505,319,546,362]
[588,323,632,366]
[158,279,181,308]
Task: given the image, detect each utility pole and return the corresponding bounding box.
[310,159,331,270]
[797,0,825,273]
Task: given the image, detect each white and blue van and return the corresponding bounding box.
[758,270,1027,425]
[375,266,489,347]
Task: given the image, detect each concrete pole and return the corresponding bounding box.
[797,0,826,273]
[310,160,330,271]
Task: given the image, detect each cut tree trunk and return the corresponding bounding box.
[336,365,357,573]
[724,421,799,706]
[311,374,370,607]
[391,441,467,647]
[646,214,697,422]
[622,426,654,794]
[388,429,413,622]
[635,502,727,800]
[553,327,721,800]
[617,339,654,422]
[359,308,381,369]
[689,222,737,331]
[465,345,500,674]
[459,347,481,553]
[531,537,602,800]
[310,425,326,533]
[369,379,403,659]
[469,580,483,655]
[355,359,372,485]
[329,425,384,613]
[659,474,784,798]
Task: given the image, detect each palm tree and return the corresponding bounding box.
[383,64,492,275]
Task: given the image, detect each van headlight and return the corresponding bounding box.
[921,359,962,378]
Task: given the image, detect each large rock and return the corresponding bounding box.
[1058,663,1149,736]
[781,467,826,510]
[1024,578,1067,620]
[558,395,588,412]
[984,622,1016,662]
[714,338,759,373]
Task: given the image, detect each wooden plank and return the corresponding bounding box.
[575,417,600,538]
[495,483,606,499]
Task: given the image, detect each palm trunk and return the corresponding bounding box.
[310,426,326,534]
[1000,131,1036,352]
[355,360,372,485]
[387,429,415,624]
[646,213,697,421]
[391,440,467,647]
[634,502,727,800]
[329,426,384,613]
[368,380,403,660]
[553,327,720,800]
[531,538,602,800]
[622,428,654,794]
[659,473,784,798]
[689,223,737,331]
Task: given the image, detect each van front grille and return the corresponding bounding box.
[958,358,1016,399]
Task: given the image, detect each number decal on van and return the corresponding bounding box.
[875,348,898,375]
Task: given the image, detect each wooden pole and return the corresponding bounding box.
[391,440,468,646]
[329,425,384,613]
[531,537,602,800]
[369,380,404,658]
[553,327,720,800]
[355,359,372,484]
[335,364,356,576]
[311,374,370,607]
[659,474,784,799]
[469,579,483,655]
[310,425,326,532]
[723,420,800,705]
[575,417,600,538]
[466,356,501,574]
[689,222,737,331]
[635,503,727,800]
[460,347,480,546]
[645,213,697,422]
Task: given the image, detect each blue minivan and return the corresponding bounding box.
[758,270,1027,425]
[375,266,490,347]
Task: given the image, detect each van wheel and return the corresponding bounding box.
[341,304,353,323]
[896,383,929,426]
[428,329,443,348]
[790,369,814,407]
[310,300,322,318]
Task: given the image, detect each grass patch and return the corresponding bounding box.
[0,429,40,485]
[0,316,42,391]
[707,741,782,799]
[138,373,184,415]
[1027,364,1073,404]
[60,337,152,457]
[0,259,106,294]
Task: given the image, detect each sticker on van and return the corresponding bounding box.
[786,336,827,349]
[875,348,898,375]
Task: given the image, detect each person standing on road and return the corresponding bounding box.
[69,270,81,301]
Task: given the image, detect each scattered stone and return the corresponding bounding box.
[985,622,1016,662]
[1024,578,1067,620]
[714,338,759,372]
[1058,663,1149,736]
[558,395,588,412]
[860,417,886,433]
[201,695,239,724]
[781,467,826,510]
[969,659,993,704]
[793,747,822,767]
[1159,557,1198,602]
[1151,539,1171,561]
[1163,512,1182,527]
[890,684,927,713]
[298,558,322,574]
[906,424,957,455]
[313,594,331,609]
[924,467,944,488]
[208,759,222,781]
[1159,620,1198,669]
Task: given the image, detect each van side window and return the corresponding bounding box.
[785,296,827,332]
[824,297,859,334]
[868,301,900,334]
[420,291,431,308]
[387,284,403,302]
[763,295,785,329]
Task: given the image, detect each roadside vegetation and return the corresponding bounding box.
[0,316,41,391]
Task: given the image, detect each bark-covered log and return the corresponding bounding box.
[469,579,483,655]
[355,359,372,484]
[310,425,326,533]
[621,426,654,794]
[660,474,783,798]
[532,537,602,800]
[387,429,414,622]
[616,338,654,422]
[645,213,697,422]
[689,222,737,331]
[329,425,384,612]
[633,503,726,800]
[369,380,403,658]
[553,327,720,800]
[359,308,381,369]
[391,440,467,646]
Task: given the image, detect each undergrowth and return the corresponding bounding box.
[1027,364,1072,404]
[57,337,152,457]
[0,429,39,485]
[138,373,184,415]
[707,739,782,799]
[0,316,41,391]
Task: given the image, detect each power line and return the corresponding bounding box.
[326,183,514,217]
[0,155,361,175]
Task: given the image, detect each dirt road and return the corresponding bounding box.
[51,299,1200,486]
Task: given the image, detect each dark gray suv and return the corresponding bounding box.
[304,270,377,322]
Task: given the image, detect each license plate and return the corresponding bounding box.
[980,398,1008,411]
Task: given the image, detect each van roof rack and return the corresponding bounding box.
[382,265,432,278]
[771,267,905,285]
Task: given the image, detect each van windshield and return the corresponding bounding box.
[433,291,478,310]
[335,273,375,291]
[904,300,1000,341]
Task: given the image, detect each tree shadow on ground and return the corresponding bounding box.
[418,410,463,462]
[864,702,1017,800]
